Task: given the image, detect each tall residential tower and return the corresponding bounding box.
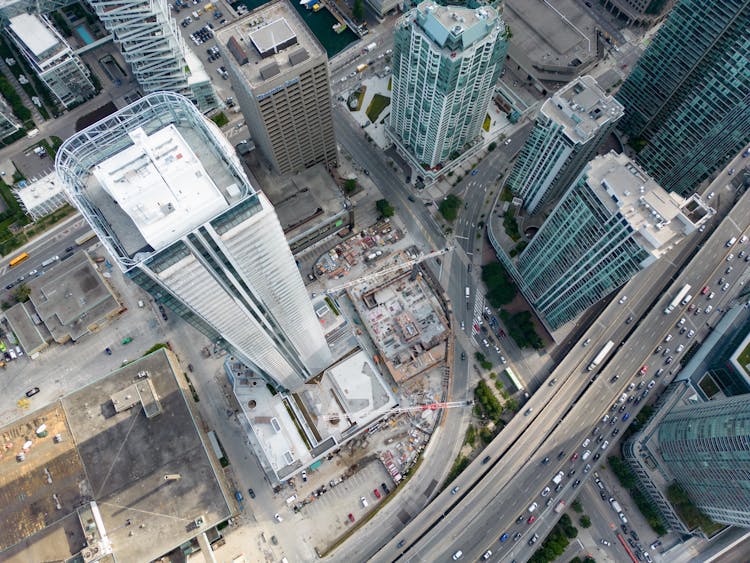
[509,76,623,214]
[516,152,712,329]
[616,0,750,195]
[658,395,750,527]
[55,92,331,390]
[87,0,217,111]
[389,1,507,169]
[216,0,337,175]
[7,13,95,108]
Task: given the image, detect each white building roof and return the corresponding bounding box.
[15,171,66,209]
[93,125,229,250]
[8,13,59,58]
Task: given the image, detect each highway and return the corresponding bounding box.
[371,177,750,562]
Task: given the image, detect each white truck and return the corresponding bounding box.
[587,340,614,371]
[552,471,565,485]
[364,42,377,52]
[609,497,623,513]
[664,284,692,314]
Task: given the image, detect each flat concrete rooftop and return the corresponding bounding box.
[215,0,325,91]
[0,349,231,562]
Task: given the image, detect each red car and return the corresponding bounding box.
[348,513,355,523]
[570,452,579,461]
[373,488,382,499]
[527,515,536,524]
[640,365,648,374]
[701,286,709,295]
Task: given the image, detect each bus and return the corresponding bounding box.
[74,230,97,246]
[9,252,29,267]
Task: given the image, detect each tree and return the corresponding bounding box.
[580,515,591,528]
[438,194,462,222]
[375,198,395,218]
[571,499,583,513]
[353,0,364,21]
[14,283,30,303]
[343,178,357,194]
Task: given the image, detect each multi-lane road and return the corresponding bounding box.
[368,175,750,562]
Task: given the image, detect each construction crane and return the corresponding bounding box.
[317,400,473,421]
[325,246,452,294]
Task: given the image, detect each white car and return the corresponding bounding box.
[529,502,538,512]
[361,496,368,508]
[274,513,283,522]
[504,138,512,145]
[687,330,695,338]
[452,550,463,560]
[707,191,715,200]
[676,344,685,352]
[582,438,591,448]
[601,440,609,450]
[647,380,656,389]
[482,551,492,561]
[722,283,730,291]
[541,487,551,497]
[500,355,507,364]
[482,339,490,348]
[618,295,628,304]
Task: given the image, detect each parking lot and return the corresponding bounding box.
[289,459,394,553]
[172,0,236,105]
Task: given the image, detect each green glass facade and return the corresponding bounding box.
[517,169,647,329]
[658,395,750,527]
[390,1,507,168]
[616,0,750,195]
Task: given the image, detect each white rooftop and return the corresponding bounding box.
[8,13,59,58]
[587,152,712,259]
[542,75,624,145]
[92,125,229,250]
[15,171,66,208]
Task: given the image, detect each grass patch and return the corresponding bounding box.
[503,209,521,241]
[482,114,491,132]
[143,342,169,356]
[667,482,723,535]
[211,112,229,127]
[698,375,721,398]
[475,380,503,423]
[184,372,200,402]
[445,454,470,486]
[464,424,476,447]
[529,513,577,563]
[283,397,312,450]
[736,341,750,370]
[324,296,340,315]
[365,94,390,123]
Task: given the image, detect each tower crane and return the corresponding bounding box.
[324,246,452,294]
[317,400,473,421]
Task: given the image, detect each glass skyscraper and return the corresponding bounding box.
[55,92,331,391]
[658,395,750,527]
[516,152,710,329]
[389,0,507,169]
[616,0,750,195]
[508,76,623,214]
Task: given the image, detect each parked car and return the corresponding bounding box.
[25,387,40,397]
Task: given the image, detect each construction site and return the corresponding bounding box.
[345,246,450,383]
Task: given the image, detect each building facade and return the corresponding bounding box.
[6,13,95,108]
[87,0,217,111]
[616,0,750,195]
[658,395,750,527]
[0,98,21,139]
[389,1,507,169]
[508,76,623,214]
[216,0,337,175]
[516,152,711,329]
[55,92,331,391]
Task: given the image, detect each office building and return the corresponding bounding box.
[6,13,95,108]
[55,92,331,391]
[216,0,337,175]
[616,0,750,195]
[600,0,674,25]
[658,395,750,527]
[508,76,623,214]
[87,0,217,111]
[389,1,507,169]
[517,151,712,330]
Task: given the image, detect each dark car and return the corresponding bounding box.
[630,530,640,541]
[499,533,509,542]
[572,479,581,488]
[541,457,550,465]
[381,482,390,494]
[105,347,112,355]
[397,539,406,548]
[247,488,256,499]
[516,514,525,523]
[482,455,491,464]
[158,304,168,321]
[66,246,74,252]
[348,513,355,522]
[25,387,40,397]
[5,283,14,290]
